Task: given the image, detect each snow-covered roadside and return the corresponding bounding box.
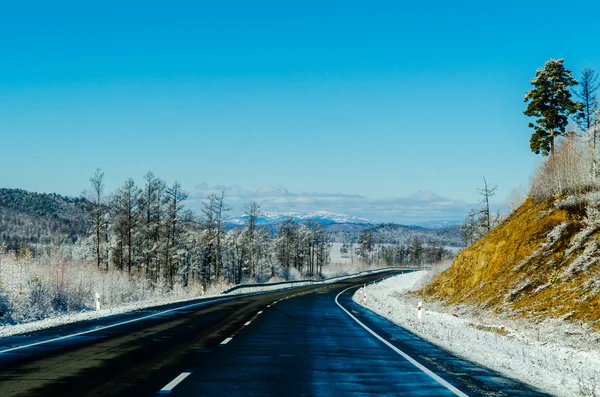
[0,267,396,339]
[0,291,225,339]
[354,271,600,397]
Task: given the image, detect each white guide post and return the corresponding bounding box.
[95,292,101,311]
[417,301,422,322]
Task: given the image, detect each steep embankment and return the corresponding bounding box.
[422,197,600,330]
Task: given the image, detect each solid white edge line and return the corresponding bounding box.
[0,297,233,355]
[160,371,192,391]
[335,286,469,397]
[0,269,403,355]
[220,337,233,345]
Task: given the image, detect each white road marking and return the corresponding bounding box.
[335,287,469,397]
[244,321,252,326]
[267,305,271,308]
[160,372,192,391]
[257,311,263,315]
[220,337,233,345]
[0,297,234,355]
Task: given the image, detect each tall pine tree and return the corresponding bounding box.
[524,58,581,156]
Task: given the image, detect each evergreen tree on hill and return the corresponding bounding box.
[524,58,581,156]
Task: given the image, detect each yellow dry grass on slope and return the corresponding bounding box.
[421,197,600,330]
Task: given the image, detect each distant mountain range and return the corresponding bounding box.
[224,211,463,246]
[224,211,462,233]
[224,211,372,228]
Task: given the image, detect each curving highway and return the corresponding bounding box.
[0,271,549,396]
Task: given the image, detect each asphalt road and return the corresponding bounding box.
[0,271,550,396]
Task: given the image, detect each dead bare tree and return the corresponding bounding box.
[478,177,498,233]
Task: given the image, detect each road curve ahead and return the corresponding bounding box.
[0,271,549,397]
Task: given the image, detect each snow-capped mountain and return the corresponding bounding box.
[224,211,373,227]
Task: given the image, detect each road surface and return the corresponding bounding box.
[0,271,548,396]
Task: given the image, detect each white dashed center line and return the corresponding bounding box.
[160,372,192,392]
[244,321,252,326]
[220,337,233,345]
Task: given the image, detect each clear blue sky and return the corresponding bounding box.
[1,1,599,221]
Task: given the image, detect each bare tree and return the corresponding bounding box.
[164,181,188,287]
[213,190,231,281]
[574,68,600,137]
[478,177,498,233]
[573,69,600,174]
[200,190,230,283]
[112,178,141,273]
[86,168,106,270]
[461,178,499,247]
[139,171,165,282]
[243,201,261,280]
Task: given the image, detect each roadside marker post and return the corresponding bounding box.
[363,284,367,303]
[417,301,422,323]
[95,293,100,311]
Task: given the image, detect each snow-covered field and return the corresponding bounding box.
[329,242,354,264]
[354,270,600,397]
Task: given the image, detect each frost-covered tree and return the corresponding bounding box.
[409,236,423,266]
[163,181,188,288]
[529,132,596,201]
[111,178,141,273]
[356,228,374,263]
[200,191,230,283]
[84,168,107,270]
[212,190,230,281]
[243,201,261,279]
[573,68,600,174]
[573,68,599,136]
[139,172,165,282]
[524,59,581,156]
[275,218,297,270]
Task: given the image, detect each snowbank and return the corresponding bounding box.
[354,271,600,397]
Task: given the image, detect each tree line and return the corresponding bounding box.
[83,170,334,289]
[346,228,454,267]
